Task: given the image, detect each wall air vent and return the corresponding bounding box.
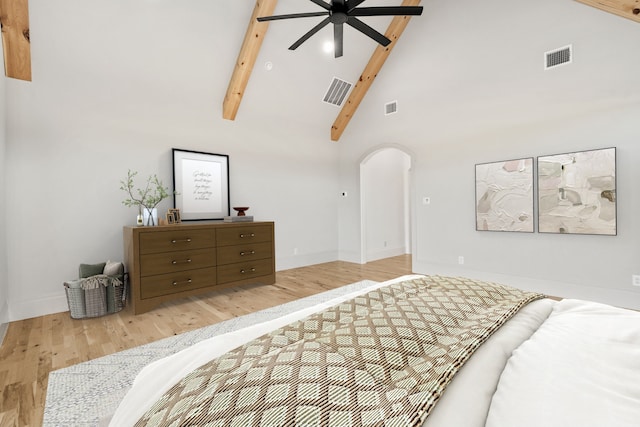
[385,100,398,115]
[545,45,572,69]
[323,77,352,107]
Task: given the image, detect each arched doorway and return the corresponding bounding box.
[360,146,413,263]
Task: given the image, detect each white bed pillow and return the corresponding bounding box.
[486,299,640,427]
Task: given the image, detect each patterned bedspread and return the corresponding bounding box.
[135,276,543,427]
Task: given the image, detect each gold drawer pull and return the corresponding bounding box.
[239,233,256,238]
[240,268,256,274]
[171,259,192,265]
[239,250,256,256]
[172,279,192,286]
[171,238,192,243]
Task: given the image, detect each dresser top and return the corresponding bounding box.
[124,221,274,232]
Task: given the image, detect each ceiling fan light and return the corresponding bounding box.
[323,40,335,54]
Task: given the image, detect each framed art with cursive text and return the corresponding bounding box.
[172,149,230,221]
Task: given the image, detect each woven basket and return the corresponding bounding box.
[64,274,126,319]
[84,287,107,318]
[64,285,87,319]
[106,274,126,314]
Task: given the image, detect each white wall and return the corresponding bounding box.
[4,1,342,321]
[338,0,640,309]
[411,107,640,309]
[5,112,340,320]
[361,148,410,261]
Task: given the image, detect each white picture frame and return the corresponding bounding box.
[172,149,230,221]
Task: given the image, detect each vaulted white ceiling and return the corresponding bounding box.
[2,0,639,142]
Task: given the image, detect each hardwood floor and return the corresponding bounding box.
[0,255,412,427]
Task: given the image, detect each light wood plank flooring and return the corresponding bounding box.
[0,255,412,427]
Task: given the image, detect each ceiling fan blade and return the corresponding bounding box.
[346,17,391,46]
[289,17,332,50]
[346,0,368,12]
[350,6,424,17]
[257,11,328,22]
[308,0,332,10]
[334,23,344,58]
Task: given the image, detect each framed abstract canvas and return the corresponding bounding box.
[475,158,534,232]
[538,147,616,235]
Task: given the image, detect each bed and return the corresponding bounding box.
[108,274,640,427]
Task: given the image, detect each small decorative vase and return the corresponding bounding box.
[143,207,158,226]
[136,214,143,226]
[233,207,249,216]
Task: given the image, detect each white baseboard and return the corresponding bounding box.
[9,253,342,321]
[0,323,7,348]
[337,250,362,265]
[21,257,631,321]
[365,247,406,263]
[414,261,640,311]
[0,300,9,346]
[0,300,8,324]
[275,250,339,272]
[9,294,69,322]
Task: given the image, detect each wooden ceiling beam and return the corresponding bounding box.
[331,0,421,141]
[223,0,277,121]
[575,0,640,23]
[0,0,31,81]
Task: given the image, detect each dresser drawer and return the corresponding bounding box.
[140,267,217,299]
[140,248,216,277]
[216,241,272,265]
[217,258,273,284]
[216,225,272,247]
[139,229,215,254]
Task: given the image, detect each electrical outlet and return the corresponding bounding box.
[633,275,640,287]
[458,256,464,265]
[293,248,298,255]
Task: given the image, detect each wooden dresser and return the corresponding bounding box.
[123,221,275,314]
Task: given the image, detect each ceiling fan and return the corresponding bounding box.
[257,0,423,58]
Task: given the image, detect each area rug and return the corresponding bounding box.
[43,280,378,427]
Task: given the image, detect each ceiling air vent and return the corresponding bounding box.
[545,45,572,70]
[385,100,398,115]
[323,77,352,107]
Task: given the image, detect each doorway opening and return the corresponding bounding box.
[360,146,413,264]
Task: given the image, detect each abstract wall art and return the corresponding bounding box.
[475,158,534,232]
[538,147,616,235]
